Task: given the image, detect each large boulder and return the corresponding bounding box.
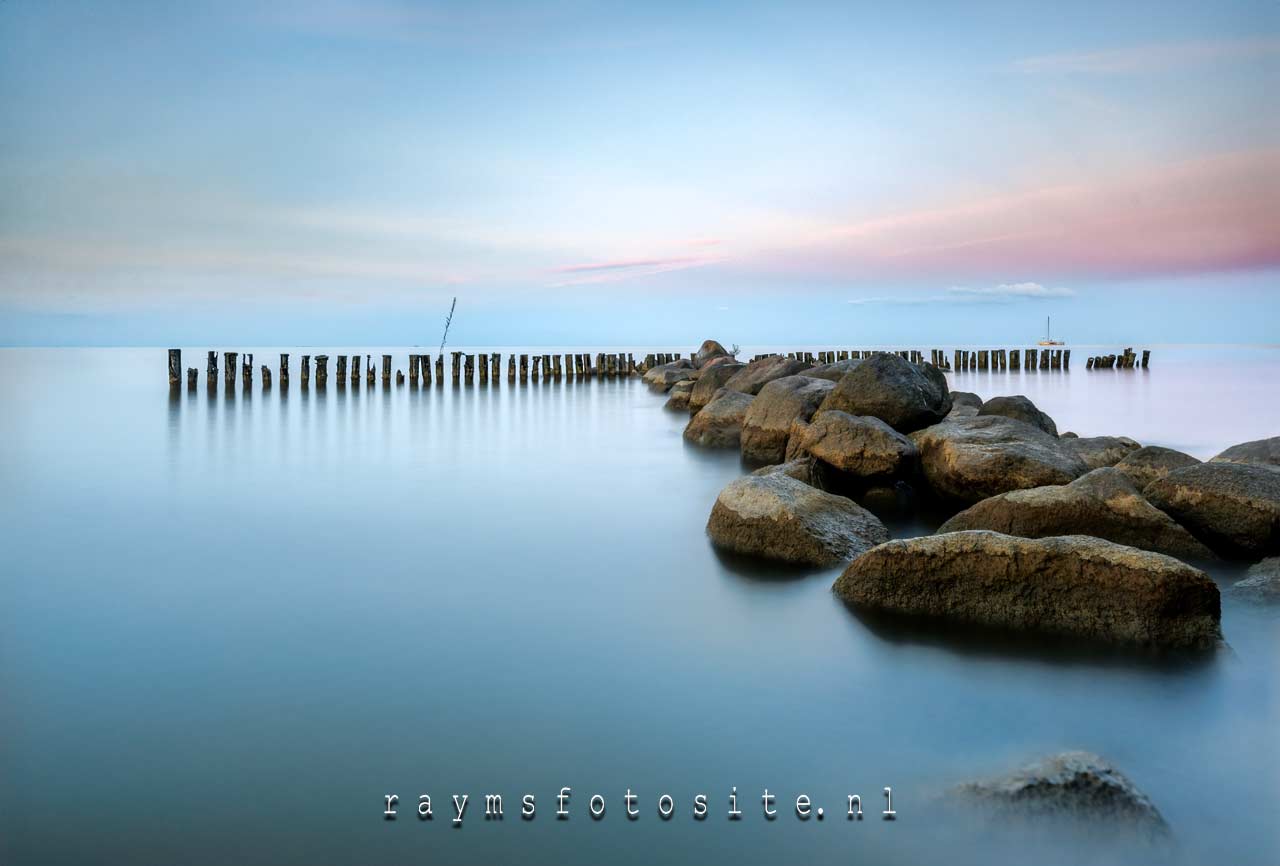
[1063,435,1142,469]
[683,389,754,448]
[1228,557,1280,604]
[947,391,982,419]
[1114,446,1201,490]
[833,531,1221,649]
[1144,462,1280,558]
[937,468,1214,560]
[707,473,889,567]
[740,375,834,464]
[722,355,811,396]
[978,395,1058,436]
[647,362,700,391]
[794,410,918,478]
[687,362,746,414]
[818,353,951,433]
[693,339,733,368]
[954,752,1167,833]
[642,357,693,385]
[752,457,825,489]
[804,358,862,382]
[910,415,1090,504]
[664,379,695,411]
[1211,436,1280,468]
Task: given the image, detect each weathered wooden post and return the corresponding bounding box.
[1010,348,1020,370]
[1051,350,1061,370]
[465,354,475,385]
[420,354,431,386]
[409,354,420,385]
[433,355,442,385]
[396,369,405,385]
[186,367,197,390]
[532,355,541,380]
[1141,349,1150,368]
[207,351,218,388]
[224,352,238,388]
[168,349,182,387]
[1037,349,1047,370]
[315,354,329,386]
[242,353,255,389]
[261,365,272,389]
[365,355,374,386]
[507,355,516,382]
[492,353,501,383]
[382,354,393,386]
[1063,349,1071,369]
[520,354,529,381]
[1087,357,1095,369]
[346,354,357,386]
[301,355,311,386]
[478,354,488,384]
[336,354,348,385]
[552,354,562,378]
[280,353,289,387]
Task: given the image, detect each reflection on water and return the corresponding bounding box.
[2,346,1278,866]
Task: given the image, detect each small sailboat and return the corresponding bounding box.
[1038,316,1065,346]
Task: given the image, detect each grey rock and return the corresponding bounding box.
[833,530,1221,649]
[954,752,1168,832]
[1211,436,1280,468]
[740,375,834,464]
[693,339,733,368]
[805,358,863,382]
[708,472,889,567]
[1114,446,1201,490]
[796,410,918,478]
[1144,462,1280,557]
[938,468,1214,560]
[947,391,982,419]
[818,353,952,433]
[1227,557,1280,603]
[910,415,1090,504]
[1063,435,1143,469]
[979,395,1058,436]
[683,389,755,448]
[687,362,746,414]
[642,358,693,384]
[752,457,825,489]
[722,355,811,395]
[664,379,695,411]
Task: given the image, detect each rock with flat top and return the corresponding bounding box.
[795,410,918,478]
[1144,462,1280,557]
[1063,435,1142,469]
[683,389,754,448]
[722,355,811,396]
[1211,436,1280,468]
[979,395,1058,436]
[1114,446,1201,490]
[740,375,833,464]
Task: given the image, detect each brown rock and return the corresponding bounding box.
[818,352,952,433]
[687,362,746,413]
[722,355,811,395]
[1144,462,1280,557]
[740,375,834,464]
[1063,435,1142,469]
[683,389,755,448]
[1211,436,1280,468]
[796,410,918,478]
[1114,446,1201,490]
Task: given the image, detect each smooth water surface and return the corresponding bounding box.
[2,345,1278,865]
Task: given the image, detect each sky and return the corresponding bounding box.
[1,0,1277,346]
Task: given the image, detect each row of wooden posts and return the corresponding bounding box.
[168,349,666,390]
[167,345,1153,389]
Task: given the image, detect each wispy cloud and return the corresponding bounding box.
[1016,38,1280,75]
[548,254,721,287]
[848,282,1075,306]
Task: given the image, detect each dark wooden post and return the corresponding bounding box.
[207,351,218,388]
[519,354,528,381]
[168,349,181,386]
[396,369,404,385]
[382,354,392,386]
[315,354,329,386]
[421,354,431,386]
[242,353,254,389]
[280,353,289,387]
[336,354,347,385]
[261,365,272,389]
[409,354,420,384]
[1010,348,1020,370]
[186,367,197,390]
[478,353,488,384]
[491,353,501,383]
[349,354,360,385]
[1141,349,1150,368]
[1063,349,1071,369]
[432,355,441,385]
[301,355,311,386]
[224,352,238,388]
[465,354,475,384]
[508,355,516,382]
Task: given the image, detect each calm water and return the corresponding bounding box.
[2,345,1278,865]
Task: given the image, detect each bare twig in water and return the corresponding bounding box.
[439,297,457,354]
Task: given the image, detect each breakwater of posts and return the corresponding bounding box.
[166,346,1152,390]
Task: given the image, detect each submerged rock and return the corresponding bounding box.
[664,379,695,411]
[687,362,745,413]
[937,468,1214,560]
[818,353,952,433]
[708,473,889,567]
[683,389,755,448]
[910,415,1089,503]
[1114,446,1201,490]
[693,339,733,368]
[722,355,811,396]
[833,531,1221,649]
[1227,557,1280,603]
[795,410,918,478]
[1211,436,1280,468]
[978,395,1058,436]
[1144,462,1280,558]
[947,391,982,419]
[740,375,834,464]
[954,752,1168,832]
[1063,435,1143,470]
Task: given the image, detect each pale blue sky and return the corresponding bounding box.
[1,0,1277,345]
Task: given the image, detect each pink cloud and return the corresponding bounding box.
[754,148,1280,281]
